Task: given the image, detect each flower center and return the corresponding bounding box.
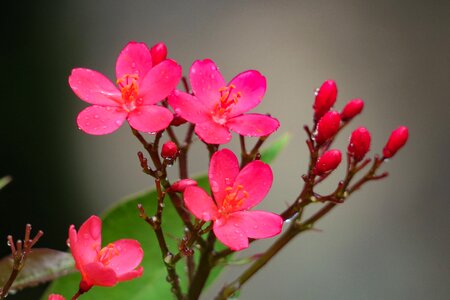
[97,243,119,266]
[219,185,249,215]
[116,74,142,112]
[211,84,242,125]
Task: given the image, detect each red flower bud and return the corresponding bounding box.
[340,98,364,122]
[170,179,198,192]
[383,126,409,158]
[161,141,178,159]
[315,111,341,145]
[150,42,168,66]
[314,149,342,176]
[348,127,371,162]
[171,114,187,126]
[313,80,338,121]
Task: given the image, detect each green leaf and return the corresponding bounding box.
[0,248,75,293]
[260,132,291,164]
[43,136,289,299]
[0,176,12,190]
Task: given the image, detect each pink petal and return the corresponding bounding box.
[233,160,273,210]
[107,239,143,277]
[183,186,219,221]
[139,59,182,105]
[115,42,152,83]
[83,262,118,287]
[190,59,226,108]
[226,114,280,137]
[117,266,144,282]
[168,90,211,124]
[69,216,102,268]
[208,149,240,207]
[230,211,283,239]
[77,105,127,135]
[213,217,249,251]
[127,105,173,133]
[48,294,66,300]
[195,121,231,144]
[228,70,266,117]
[69,68,121,106]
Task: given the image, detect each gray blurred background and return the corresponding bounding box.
[1,0,449,299]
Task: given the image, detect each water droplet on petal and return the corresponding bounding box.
[94,114,99,119]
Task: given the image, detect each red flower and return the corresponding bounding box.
[68,216,143,291]
[348,127,371,162]
[168,59,279,144]
[69,42,181,135]
[383,126,409,158]
[183,149,283,250]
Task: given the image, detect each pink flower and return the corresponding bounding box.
[183,149,283,250]
[168,59,279,144]
[69,42,181,135]
[69,216,144,291]
[48,294,65,300]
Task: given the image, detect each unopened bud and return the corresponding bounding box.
[150,42,168,66]
[161,141,178,159]
[170,179,198,192]
[313,80,337,121]
[315,111,341,145]
[383,126,409,158]
[348,127,371,162]
[340,98,364,122]
[171,114,187,126]
[314,149,342,176]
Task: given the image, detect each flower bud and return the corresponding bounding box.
[170,179,198,192]
[150,42,168,66]
[313,80,337,121]
[161,141,178,159]
[315,111,341,145]
[340,98,364,122]
[314,149,342,176]
[383,126,409,158]
[348,127,371,162]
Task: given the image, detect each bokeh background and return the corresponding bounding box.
[1,0,449,299]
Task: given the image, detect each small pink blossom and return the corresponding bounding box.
[168,59,279,144]
[69,42,181,135]
[69,216,144,291]
[183,149,283,250]
[48,294,65,300]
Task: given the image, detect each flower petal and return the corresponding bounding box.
[230,211,283,239]
[115,42,152,83]
[139,59,182,105]
[69,68,121,106]
[168,90,210,123]
[233,160,273,210]
[83,262,118,287]
[127,105,173,133]
[77,106,127,135]
[195,121,231,144]
[209,149,240,207]
[184,186,219,221]
[226,114,280,137]
[117,266,144,282]
[190,59,225,108]
[228,70,266,116]
[107,239,143,277]
[69,216,102,269]
[213,217,249,251]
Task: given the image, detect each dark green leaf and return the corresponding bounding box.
[260,133,291,164]
[0,248,75,293]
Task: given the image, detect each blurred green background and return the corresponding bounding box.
[1,0,449,299]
